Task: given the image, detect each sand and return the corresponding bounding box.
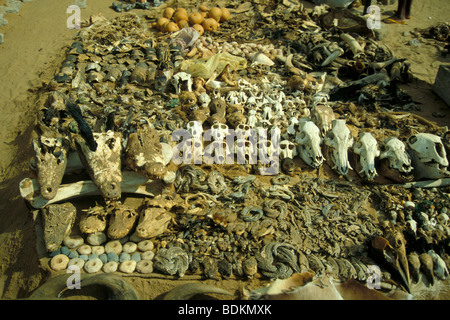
[0,0,448,300]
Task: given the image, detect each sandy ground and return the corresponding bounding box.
[0,0,448,299]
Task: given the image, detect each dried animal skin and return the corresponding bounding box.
[32,136,70,200]
[79,205,109,234]
[125,125,168,180]
[107,205,139,239]
[41,202,77,252]
[75,130,123,200]
[135,206,171,239]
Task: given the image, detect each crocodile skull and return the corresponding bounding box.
[295,120,324,168]
[324,119,353,176]
[310,104,335,138]
[379,137,413,182]
[353,132,380,181]
[75,130,122,199]
[407,133,449,180]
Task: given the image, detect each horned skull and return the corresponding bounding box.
[407,133,449,180]
[324,119,353,176]
[353,132,380,181]
[295,120,324,168]
[379,137,413,182]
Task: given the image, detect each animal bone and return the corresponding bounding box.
[32,135,70,200]
[407,133,450,180]
[279,140,296,160]
[235,139,256,164]
[352,132,380,181]
[203,140,232,165]
[324,119,354,176]
[378,137,413,183]
[340,33,365,59]
[310,104,335,138]
[172,71,193,95]
[186,120,203,141]
[19,171,164,209]
[295,120,324,168]
[75,130,123,199]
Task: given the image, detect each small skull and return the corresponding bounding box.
[279,140,297,160]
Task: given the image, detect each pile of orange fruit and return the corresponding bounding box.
[153,5,231,35]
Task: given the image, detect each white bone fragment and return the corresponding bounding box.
[20,171,162,209]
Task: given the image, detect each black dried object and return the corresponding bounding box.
[66,100,98,152]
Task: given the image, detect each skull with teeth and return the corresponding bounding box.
[352,132,380,181]
[378,137,413,182]
[324,119,353,176]
[279,140,297,160]
[407,133,450,180]
[295,120,324,168]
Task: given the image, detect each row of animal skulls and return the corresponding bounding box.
[182,118,450,181]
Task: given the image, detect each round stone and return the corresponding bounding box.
[88,254,99,261]
[119,260,136,273]
[91,245,105,255]
[77,244,92,255]
[122,242,137,254]
[98,253,108,264]
[87,232,107,246]
[68,257,85,270]
[60,246,70,256]
[103,261,118,273]
[136,260,153,274]
[68,250,79,259]
[50,254,69,271]
[48,248,61,258]
[131,252,141,262]
[84,258,103,273]
[79,254,88,261]
[63,235,84,249]
[119,252,131,263]
[137,240,154,252]
[107,252,119,263]
[105,240,122,255]
[141,251,155,261]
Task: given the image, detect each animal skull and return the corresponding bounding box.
[172,72,193,95]
[324,119,353,176]
[247,109,258,128]
[75,130,123,199]
[235,123,251,140]
[203,140,232,165]
[235,139,256,164]
[310,104,335,138]
[279,140,297,160]
[379,137,413,182]
[353,132,380,181]
[295,120,324,168]
[210,123,229,141]
[407,133,449,180]
[198,92,211,108]
[286,117,299,136]
[187,121,203,141]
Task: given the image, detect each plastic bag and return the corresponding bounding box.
[178,52,247,79]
